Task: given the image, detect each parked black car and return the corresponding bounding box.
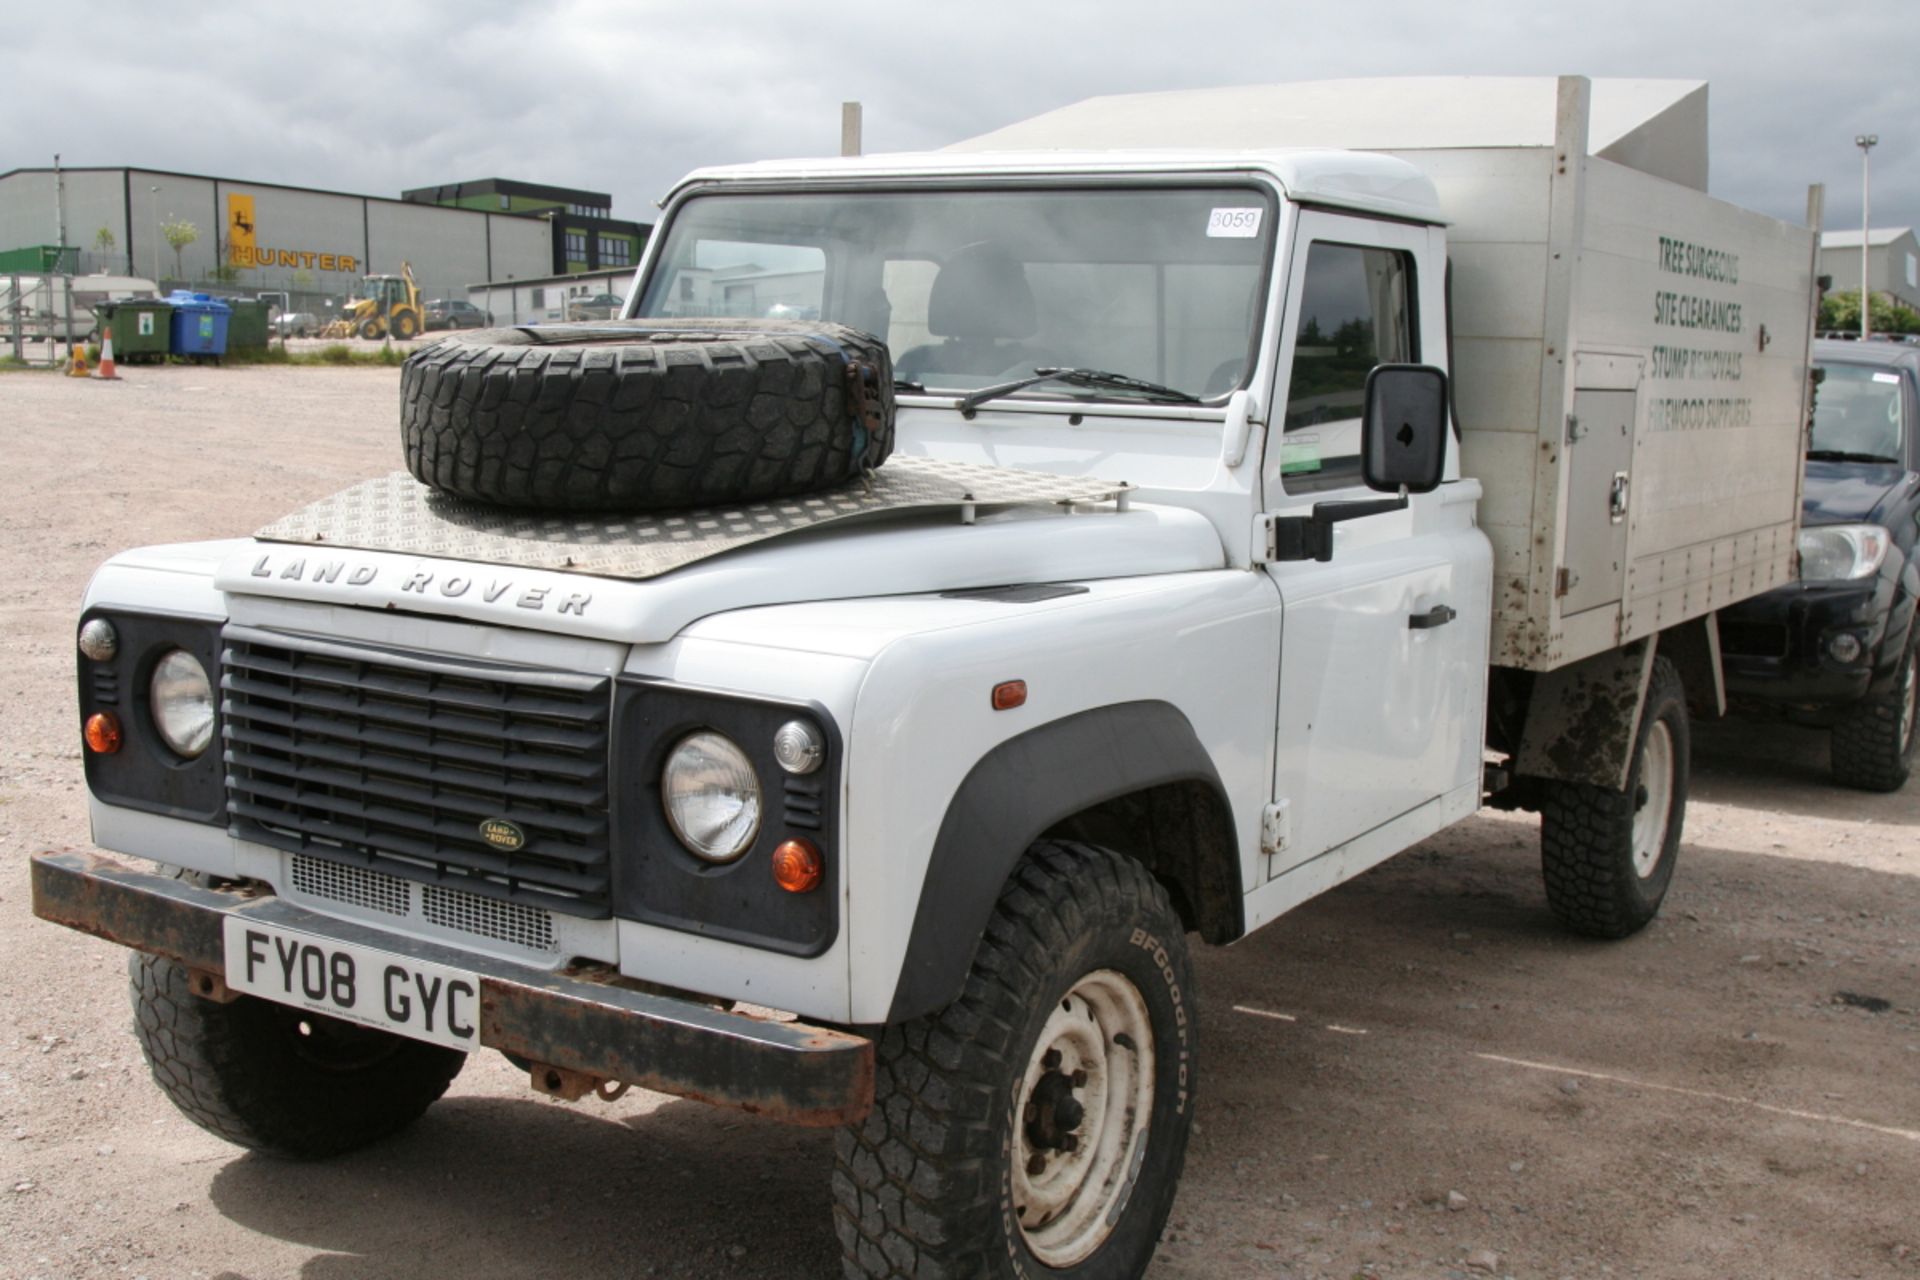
[1720,340,1920,790]
[423,299,491,331]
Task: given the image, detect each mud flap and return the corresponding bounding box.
[1512,638,1657,790]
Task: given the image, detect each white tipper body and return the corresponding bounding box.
[81,113,1811,1024]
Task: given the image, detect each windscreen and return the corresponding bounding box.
[1811,360,1907,461]
[635,185,1275,402]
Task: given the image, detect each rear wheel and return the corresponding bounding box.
[129,952,465,1159]
[1539,655,1689,938]
[390,310,420,341]
[1831,637,1918,792]
[834,841,1195,1278]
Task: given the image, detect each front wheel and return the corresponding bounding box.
[1539,655,1689,938]
[129,953,466,1158]
[834,841,1195,1278]
[357,318,382,341]
[1830,637,1917,792]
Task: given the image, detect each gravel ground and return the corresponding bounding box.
[1,363,1916,1280]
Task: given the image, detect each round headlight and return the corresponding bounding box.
[662,731,761,862]
[773,719,825,775]
[150,649,215,759]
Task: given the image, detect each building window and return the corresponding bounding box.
[599,235,631,266]
[530,287,546,308]
[564,231,587,262]
[499,194,510,210]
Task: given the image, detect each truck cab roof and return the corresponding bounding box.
[666,149,1445,225]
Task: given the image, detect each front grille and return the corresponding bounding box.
[223,628,613,917]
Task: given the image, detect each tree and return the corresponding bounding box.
[162,219,198,281]
[93,226,115,253]
[1819,288,1920,336]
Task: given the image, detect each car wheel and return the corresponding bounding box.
[833,841,1194,1278]
[1538,655,1688,938]
[130,952,465,1159]
[1831,636,1918,792]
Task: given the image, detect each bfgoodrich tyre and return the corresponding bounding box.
[834,841,1195,1279]
[400,318,895,512]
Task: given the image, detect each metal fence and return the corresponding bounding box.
[2,274,83,366]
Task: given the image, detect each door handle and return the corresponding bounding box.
[1409,604,1456,630]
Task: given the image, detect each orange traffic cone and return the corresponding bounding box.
[65,336,89,378]
[93,327,121,380]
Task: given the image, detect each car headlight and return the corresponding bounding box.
[149,649,215,758]
[661,730,761,862]
[1798,524,1891,582]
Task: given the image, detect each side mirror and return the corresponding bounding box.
[1362,364,1449,494]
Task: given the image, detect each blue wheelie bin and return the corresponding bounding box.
[166,292,232,363]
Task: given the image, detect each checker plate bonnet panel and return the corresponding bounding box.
[256,457,1131,581]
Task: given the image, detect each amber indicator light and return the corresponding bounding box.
[84,712,123,755]
[771,838,824,894]
[991,680,1028,711]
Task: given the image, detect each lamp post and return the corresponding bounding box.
[148,185,161,285]
[1856,134,1878,340]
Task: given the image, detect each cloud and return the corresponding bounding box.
[1,0,1907,234]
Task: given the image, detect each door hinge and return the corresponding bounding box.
[1565,413,1584,444]
[1260,800,1291,856]
[1555,567,1574,598]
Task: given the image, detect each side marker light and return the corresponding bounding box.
[992,680,1027,711]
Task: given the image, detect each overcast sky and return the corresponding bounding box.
[1,1,1909,236]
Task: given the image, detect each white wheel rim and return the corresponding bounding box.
[1010,969,1156,1267]
[1632,720,1675,878]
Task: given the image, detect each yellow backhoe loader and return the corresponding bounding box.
[321,261,423,340]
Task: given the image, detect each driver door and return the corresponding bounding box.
[1261,210,1491,880]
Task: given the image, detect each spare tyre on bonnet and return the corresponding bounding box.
[400,318,896,512]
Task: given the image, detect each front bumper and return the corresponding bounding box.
[1720,578,1895,719]
[31,850,874,1127]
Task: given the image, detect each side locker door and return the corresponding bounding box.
[1261,211,1491,881]
[1561,353,1642,618]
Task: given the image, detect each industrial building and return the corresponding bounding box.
[0,166,650,313]
[1819,226,1920,311]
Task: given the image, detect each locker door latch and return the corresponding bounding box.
[1609,471,1631,522]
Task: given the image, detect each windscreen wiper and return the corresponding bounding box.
[1806,448,1902,464]
[956,367,1201,417]
[894,377,929,395]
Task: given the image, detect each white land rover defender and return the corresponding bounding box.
[36,78,1817,1278]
